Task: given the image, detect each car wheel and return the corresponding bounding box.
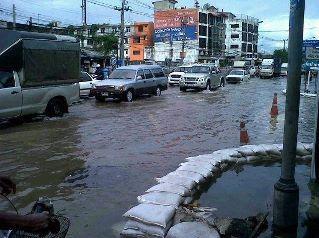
[180,87,186,92]
[125,89,134,102]
[220,78,225,87]
[206,81,211,90]
[155,87,161,96]
[46,98,65,117]
[95,95,105,102]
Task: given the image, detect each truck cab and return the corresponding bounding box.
[260,59,274,78]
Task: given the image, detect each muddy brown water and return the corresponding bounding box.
[0,77,316,237]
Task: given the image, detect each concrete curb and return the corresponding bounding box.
[121,143,313,237]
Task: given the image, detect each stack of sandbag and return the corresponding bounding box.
[121,203,176,237]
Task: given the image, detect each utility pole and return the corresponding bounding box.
[81,0,87,26]
[180,17,188,64]
[115,0,131,67]
[28,17,32,31]
[12,4,16,29]
[311,72,319,182]
[273,0,305,231]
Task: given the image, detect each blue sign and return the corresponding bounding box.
[154,26,197,43]
[303,40,319,48]
[304,60,319,70]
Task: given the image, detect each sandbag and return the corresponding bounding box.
[166,222,220,238]
[236,145,261,156]
[137,192,184,208]
[123,204,176,228]
[296,142,312,156]
[212,148,241,158]
[146,183,192,196]
[123,219,173,238]
[121,228,146,237]
[177,164,212,178]
[156,174,197,190]
[169,170,205,183]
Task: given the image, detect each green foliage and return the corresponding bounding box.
[90,24,100,36]
[66,25,75,36]
[92,34,118,55]
[273,49,288,63]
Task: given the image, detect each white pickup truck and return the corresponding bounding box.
[0,70,79,120]
[0,30,80,121]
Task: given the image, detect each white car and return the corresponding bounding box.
[281,63,288,76]
[226,70,250,84]
[168,66,192,86]
[249,66,257,76]
[79,71,98,97]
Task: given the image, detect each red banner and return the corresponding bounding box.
[154,9,198,29]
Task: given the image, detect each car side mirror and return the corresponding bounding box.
[136,76,142,80]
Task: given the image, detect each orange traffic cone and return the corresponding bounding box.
[240,121,249,145]
[270,93,279,117]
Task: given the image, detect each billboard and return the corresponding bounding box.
[154,9,198,43]
[303,40,319,48]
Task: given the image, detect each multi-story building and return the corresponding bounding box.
[225,14,260,60]
[129,22,154,63]
[153,0,227,64]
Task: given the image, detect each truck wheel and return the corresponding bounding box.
[46,98,65,117]
[95,95,105,102]
[155,87,161,96]
[125,89,134,102]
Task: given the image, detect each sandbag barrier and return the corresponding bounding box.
[121,143,313,238]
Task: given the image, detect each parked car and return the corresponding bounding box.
[90,65,168,102]
[168,65,192,86]
[0,30,80,121]
[179,64,226,92]
[79,71,99,97]
[226,69,250,84]
[249,66,257,76]
[281,63,288,76]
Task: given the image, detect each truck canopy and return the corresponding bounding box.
[0,30,80,88]
[262,59,274,66]
[233,61,247,68]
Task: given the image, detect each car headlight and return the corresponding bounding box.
[180,77,185,82]
[115,85,125,91]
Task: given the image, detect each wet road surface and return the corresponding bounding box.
[0,76,316,237]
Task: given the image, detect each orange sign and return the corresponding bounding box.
[154,9,198,29]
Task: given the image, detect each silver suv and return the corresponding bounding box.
[179,64,226,92]
[91,65,168,102]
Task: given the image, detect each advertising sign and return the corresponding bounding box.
[306,47,319,60]
[303,40,319,48]
[154,9,198,42]
[154,26,197,42]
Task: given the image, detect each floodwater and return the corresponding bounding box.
[199,162,317,237]
[0,76,316,237]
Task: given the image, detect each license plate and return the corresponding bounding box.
[101,92,108,96]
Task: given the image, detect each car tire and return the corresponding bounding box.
[125,89,134,102]
[206,81,211,90]
[180,87,186,92]
[95,95,105,102]
[155,86,161,96]
[46,98,65,117]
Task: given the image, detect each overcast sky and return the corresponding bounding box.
[1,0,318,52]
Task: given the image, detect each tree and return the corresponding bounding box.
[66,25,75,36]
[273,49,288,62]
[92,34,118,55]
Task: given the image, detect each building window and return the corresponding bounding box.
[199,25,207,36]
[125,49,128,54]
[199,12,207,24]
[199,38,207,48]
[248,34,253,42]
[247,44,253,52]
[253,44,257,53]
[230,45,239,49]
[138,25,143,32]
[248,24,254,33]
[242,33,248,42]
[242,23,247,32]
[242,43,247,52]
[231,34,239,39]
[133,50,140,55]
[254,25,258,33]
[126,27,130,33]
[100,28,105,34]
[231,24,239,28]
[133,37,140,43]
[124,38,128,44]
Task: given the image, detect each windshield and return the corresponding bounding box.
[230,70,244,76]
[108,69,136,80]
[191,66,210,73]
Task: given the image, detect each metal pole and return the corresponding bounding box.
[119,0,125,66]
[12,4,16,30]
[273,0,305,230]
[311,71,319,182]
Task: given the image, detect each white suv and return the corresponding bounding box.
[168,66,192,86]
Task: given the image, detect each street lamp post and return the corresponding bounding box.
[273,0,305,230]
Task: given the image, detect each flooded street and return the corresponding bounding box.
[0,77,316,237]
